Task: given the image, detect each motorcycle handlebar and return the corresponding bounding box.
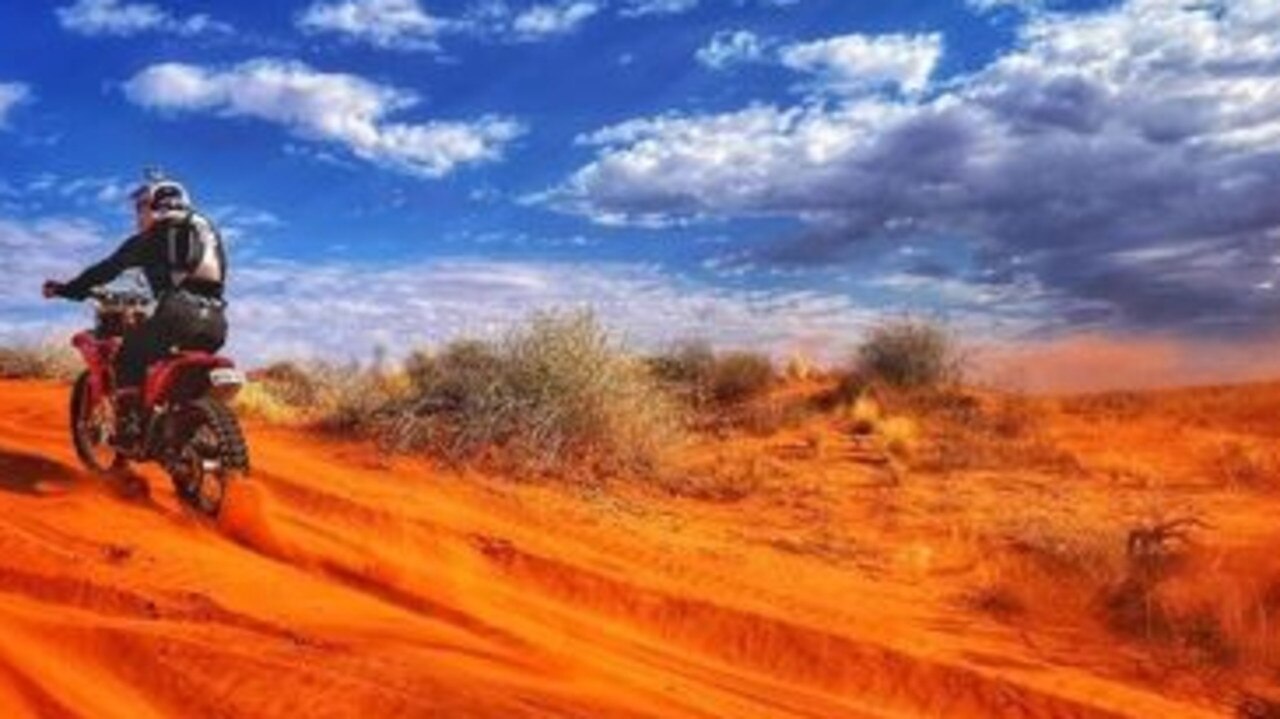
[86,288,152,308]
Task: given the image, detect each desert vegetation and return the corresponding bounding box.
[0,342,79,381]
[2,317,1279,717]
[9,313,1279,712]
[245,311,685,478]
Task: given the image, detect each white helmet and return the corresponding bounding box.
[131,177,191,232]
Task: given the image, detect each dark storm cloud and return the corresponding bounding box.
[551,0,1280,334]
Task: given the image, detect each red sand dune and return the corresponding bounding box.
[0,380,1230,718]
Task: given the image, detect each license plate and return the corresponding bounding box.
[209,368,245,387]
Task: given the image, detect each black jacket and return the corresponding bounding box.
[59,212,227,301]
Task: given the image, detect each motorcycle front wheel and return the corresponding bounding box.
[70,371,120,473]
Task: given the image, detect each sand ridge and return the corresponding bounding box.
[0,379,1233,718]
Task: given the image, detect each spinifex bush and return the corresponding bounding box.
[0,342,80,381]
[390,311,684,477]
[648,341,775,408]
[308,363,409,435]
[251,361,321,407]
[854,318,961,390]
[709,351,775,405]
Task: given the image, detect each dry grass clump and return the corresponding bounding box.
[1205,440,1280,491]
[235,361,329,424]
[710,352,775,405]
[0,343,80,381]
[998,508,1130,584]
[310,363,409,435]
[1060,390,1152,420]
[384,311,685,478]
[656,454,777,502]
[1095,517,1257,669]
[783,352,814,382]
[250,361,322,407]
[899,389,1080,474]
[839,395,917,459]
[232,382,301,424]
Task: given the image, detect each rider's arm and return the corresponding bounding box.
[56,233,151,300]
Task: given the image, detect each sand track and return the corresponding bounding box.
[0,380,1226,718]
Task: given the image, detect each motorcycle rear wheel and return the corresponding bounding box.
[168,398,249,517]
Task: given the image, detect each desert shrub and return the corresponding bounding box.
[818,370,869,410]
[1206,441,1279,491]
[963,582,1026,621]
[388,311,684,477]
[250,361,321,407]
[846,396,882,435]
[879,416,918,459]
[905,390,1081,474]
[648,342,774,408]
[854,318,961,390]
[1060,390,1151,419]
[732,399,812,437]
[310,363,408,435]
[709,351,774,405]
[783,352,814,382]
[999,507,1129,584]
[233,381,306,424]
[656,458,767,502]
[647,340,715,392]
[0,343,80,381]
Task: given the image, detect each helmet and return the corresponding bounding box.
[150,181,190,210]
[131,177,191,232]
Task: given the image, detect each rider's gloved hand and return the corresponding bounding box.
[42,280,65,299]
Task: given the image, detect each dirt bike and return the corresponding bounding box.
[67,288,249,516]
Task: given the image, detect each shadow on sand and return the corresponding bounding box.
[0,448,80,495]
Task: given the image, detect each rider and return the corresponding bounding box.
[43,174,229,447]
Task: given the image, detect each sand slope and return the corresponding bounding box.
[0,380,1226,718]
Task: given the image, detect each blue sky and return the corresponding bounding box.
[1,0,1278,366]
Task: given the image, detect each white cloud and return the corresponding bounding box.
[966,0,1042,14]
[696,30,766,69]
[548,0,1280,333]
[224,258,879,364]
[56,0,231,37]
[0,217,109,326]
[511,2,600,40]
[296,0,452,51]
[0,83,30,129]
[123,59,523,178]
[296,0,603,49]
[779,32,943,95]
[620,0,800,18]
[620,0,698,17]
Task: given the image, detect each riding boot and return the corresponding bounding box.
[115,388,144,450]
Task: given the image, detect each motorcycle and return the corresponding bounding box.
[67,287,249,517]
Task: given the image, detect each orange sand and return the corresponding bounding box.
[0,379,1255,718]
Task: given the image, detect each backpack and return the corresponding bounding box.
[163,211,223,288]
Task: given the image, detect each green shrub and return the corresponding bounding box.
[854,318,960,389]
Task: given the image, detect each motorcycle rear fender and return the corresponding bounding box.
[144,353,235,407]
